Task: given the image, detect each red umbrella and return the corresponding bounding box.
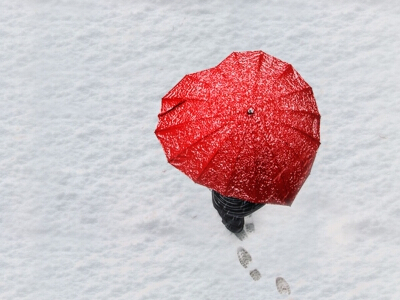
[155,50,320,205]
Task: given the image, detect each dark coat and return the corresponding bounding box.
[212,190,265,218]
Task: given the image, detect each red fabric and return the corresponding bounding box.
[155,51,320,205]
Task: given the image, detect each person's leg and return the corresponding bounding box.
[220,214,245,233]
[212,190,265,233]
[212,191,244,233]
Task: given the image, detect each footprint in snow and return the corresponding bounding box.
[276,277,291,295]
[237,247,261,281]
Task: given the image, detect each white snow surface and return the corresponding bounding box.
[1,1,400,299]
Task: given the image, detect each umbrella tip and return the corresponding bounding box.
[247,107,254,115]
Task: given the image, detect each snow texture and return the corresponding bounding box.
[1,1,400,299]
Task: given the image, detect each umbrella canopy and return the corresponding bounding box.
[155,50,320,205]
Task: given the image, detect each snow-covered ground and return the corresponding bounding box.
[1,1,400,299]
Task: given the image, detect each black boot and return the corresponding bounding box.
[221,215,244,233]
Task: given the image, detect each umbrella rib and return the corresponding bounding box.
[160,74,213,111]
[155,116,209,134]
[249,54,264,103]
[216,109,319,148]
[263,107,320,144]
[214,65,230,81]
[261,118,318,175]
[271,66,315,106]
[251,138,263,202]
[257,52,263,72]
[277,86,312,98]
[257,120,291,191]
[169,118,233,163]
[194,120,238,183]
[158,97,210,117]
[252,140,275,203]
[274,120,320,146]
[254,157,263,202]
[273,63,292,83]
[274,108,321,119]
[256,111,304,166]
[155,112,236,134]
[224,120,250,196]
[189,73,213,89]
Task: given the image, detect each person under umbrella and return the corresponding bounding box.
[155,51,320,234]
